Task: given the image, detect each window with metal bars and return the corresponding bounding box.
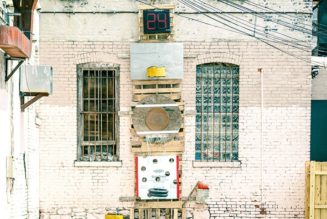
[195,63,239,161]
[77,64,119,162]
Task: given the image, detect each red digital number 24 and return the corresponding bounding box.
[146,12,167,30]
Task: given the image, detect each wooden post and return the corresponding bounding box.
[310,161,316,219]
[147,209,152,219]
[321,163,327,219]
[182,208,187,219]
[316,163,321,219]
[165,209,170,219]
[130,208,135,219]
[173,209,178,219]
[156,209,160,219]
[305,161,310,219]
[139,209,144,219]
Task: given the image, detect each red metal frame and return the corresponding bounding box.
[176,155,180,199]
[135,156,139,197]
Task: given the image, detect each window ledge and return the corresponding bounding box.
[192,161,241,168]
[74,161,122,167]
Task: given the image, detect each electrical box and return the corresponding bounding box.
[20,65,53,94]
[136,155,180,200]
[130,43,183,80]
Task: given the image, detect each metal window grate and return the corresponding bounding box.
[195,63,239,161]
[78,67,118,161]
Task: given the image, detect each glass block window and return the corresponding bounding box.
[195,63,239,161]
[77,64,119,162]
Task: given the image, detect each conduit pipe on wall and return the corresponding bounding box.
[258,68,264,204]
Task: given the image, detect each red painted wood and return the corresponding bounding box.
[0,26,31,58]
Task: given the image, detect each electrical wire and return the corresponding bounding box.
[219,0,316,34]
[215,0,327,45]
[135,0,318,63]
[218,0,327,36]
[179,0,311,52]
[177,19,310,64]
[180,0,327,55]
[178,0,313,63]
[195,0,307,42]
[187,0,311,49]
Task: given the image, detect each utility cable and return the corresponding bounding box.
[182,0,327,55]
[179,0,311,52]
[136,0,318,63]
[189,0,311,49]
[218,0,326,36]
[218,0,327,37]
[175,3,312,63]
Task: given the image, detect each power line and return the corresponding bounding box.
[178,0,312,63]
[187,0,327,52]
[190,0,310,49]
[218,0,327,37]
[178,13,312,64]
[179,0,311,51]
[135,0,315,63]
[243,0,327,33]
[217,0,313,34]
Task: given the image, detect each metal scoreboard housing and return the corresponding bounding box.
[143,9,171,34]
[136,155,180,200]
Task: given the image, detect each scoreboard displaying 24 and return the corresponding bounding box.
[143,9,171,34]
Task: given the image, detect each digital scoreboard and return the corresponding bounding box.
[143,9,171,34]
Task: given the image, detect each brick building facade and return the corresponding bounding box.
[39,0,312,218]
[0,1,41,218]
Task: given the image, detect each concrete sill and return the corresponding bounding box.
[192,161,241,168]
[74,161,122,167]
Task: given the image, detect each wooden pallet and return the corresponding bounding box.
[131,79,184,153]
[305,161,327,219]
[130,201,186,219]
[131,79,184,218]
[132,80,182,102]
[131,129,184,153]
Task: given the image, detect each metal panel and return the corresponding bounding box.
[20,65,53,94]
[130,43,183,80]
[136,155,179,200]
[311,100,327,161]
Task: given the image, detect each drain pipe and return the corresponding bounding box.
[258,68,264,205]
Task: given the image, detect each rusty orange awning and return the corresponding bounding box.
[0,25,31,58]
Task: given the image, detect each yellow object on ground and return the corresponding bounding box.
[146,66,166,77]
[105,214,124,219]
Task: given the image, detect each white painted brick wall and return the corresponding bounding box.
[312,66,327,100]
[0,52,11,219]
[0,5,41,219]
[38,40,310,219]
[0,64,29,219]
[38,0,311,218]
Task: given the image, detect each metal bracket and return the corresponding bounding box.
[20,92,49,112]
[5,56,25,82]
